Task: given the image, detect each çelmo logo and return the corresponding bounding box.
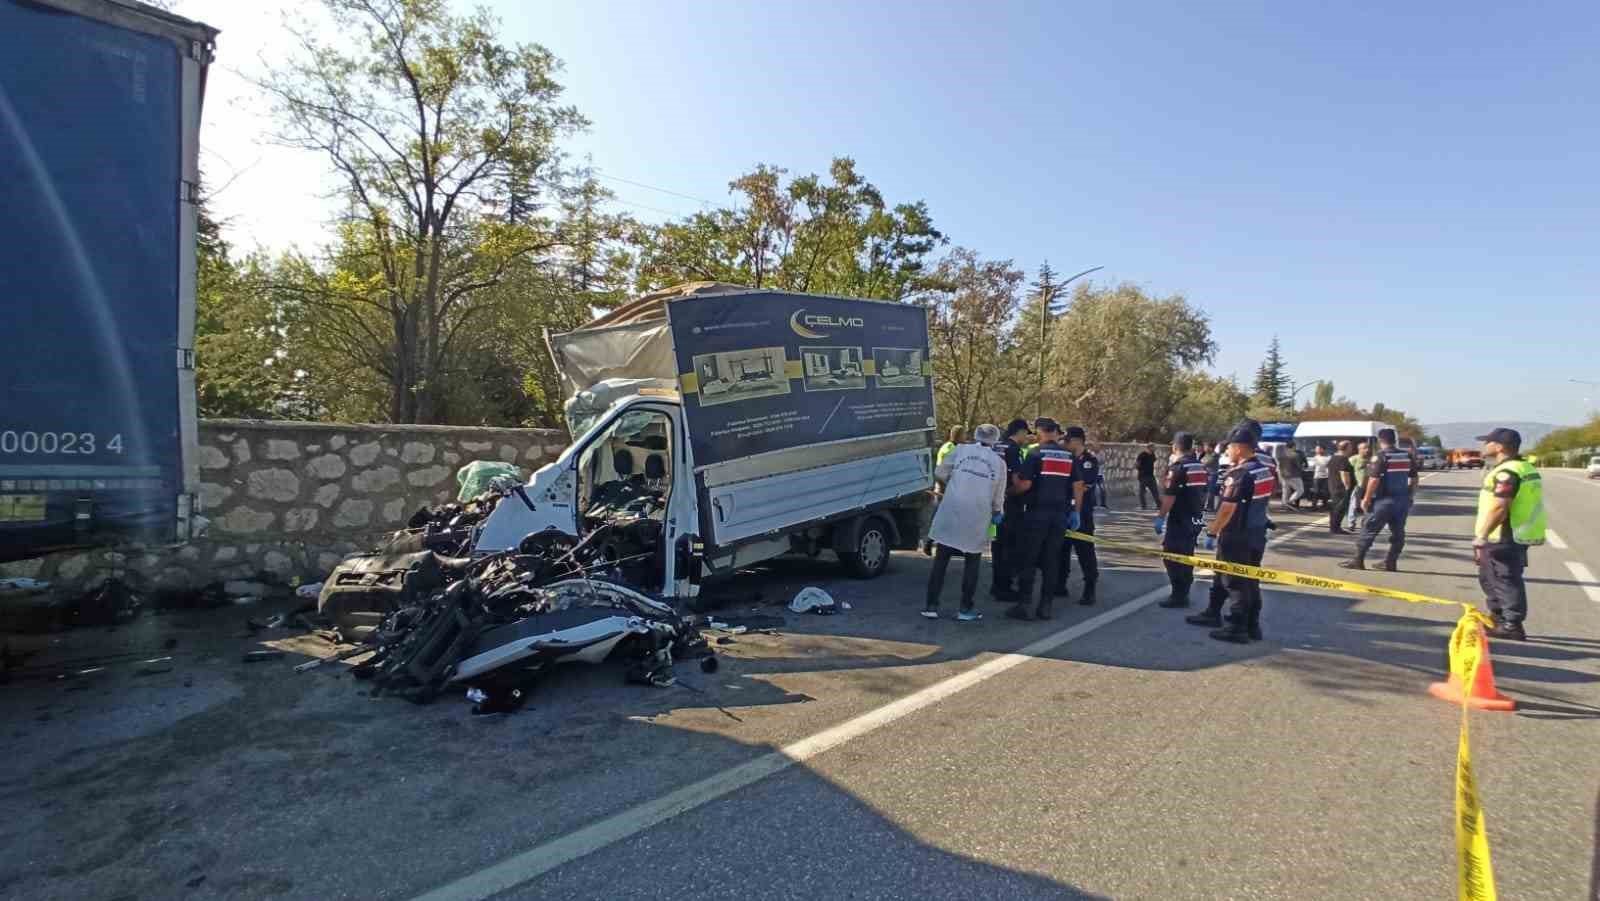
[789,309,865,339]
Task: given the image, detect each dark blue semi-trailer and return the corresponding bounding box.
[0,0,217,562]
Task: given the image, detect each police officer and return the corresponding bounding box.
[1056,426,1100,605]
[1206,427,1275,643]
[989,418,1031,601]
[1186,419,1275,628]
[1341,428,1415,571]
[1006,418,1083,621]
[1155,432,1209,609]
[1472,428,1546,640]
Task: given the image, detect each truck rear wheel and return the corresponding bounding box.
[842,516,891,579]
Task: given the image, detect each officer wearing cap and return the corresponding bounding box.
[1156,432,1209,609]
[1056,426,1101,605]
[1472,427,1546,640]
[989,418,1032,601]
[1187,419,1274,628]
[1205,426,1276,642]
[1341,427,1415,571]
[1006,417,1083,621]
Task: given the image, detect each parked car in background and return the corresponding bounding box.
[1447,448,1484,469]
[1588,455,1600,479]
[1414,446,1443,470]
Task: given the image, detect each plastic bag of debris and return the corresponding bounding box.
[789,587,839,615]
[455,461,522,502]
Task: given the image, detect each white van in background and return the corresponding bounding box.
[1292,421,1399,457]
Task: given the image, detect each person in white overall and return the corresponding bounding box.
[924,423,1007,621]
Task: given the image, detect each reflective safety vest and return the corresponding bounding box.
[937,442,957,466]
[1377,448,1414,497]
[1476,458,1546,546]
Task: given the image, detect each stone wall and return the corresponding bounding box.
[1,420,567,595]
[1094,442,1146,501]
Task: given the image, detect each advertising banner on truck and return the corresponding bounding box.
[667,292,935,469]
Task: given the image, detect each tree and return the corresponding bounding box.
[259,0,586,422]
[919,249,1023,432]
[1312,380,1334,407]
[1250,336,1289,410]
[1040,282,1216,440]
[1168,373,1249,441]
[1426,435,1445,448]
[632,157,942,300]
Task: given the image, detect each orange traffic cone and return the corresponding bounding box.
[1428,634,1517,712]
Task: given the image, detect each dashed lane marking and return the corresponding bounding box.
[1546,530,1568,550]
[1563,561,1600,603]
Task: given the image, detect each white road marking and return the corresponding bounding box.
[415,494,1356,900]
[1564,561,1600,603]
[1546,529,1568,550]
[412,585,1173,901]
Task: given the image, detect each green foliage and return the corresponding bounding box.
[1033,282,1217,441]
[258,0,585,423]
[1168,373,1249,442]
[633,158,943,300]
[1532,414,1600,457]
[1250,336,1288,409]
[1313,380,1334,407]
[919,249,1024,432]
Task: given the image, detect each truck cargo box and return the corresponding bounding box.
[0,0,216,560]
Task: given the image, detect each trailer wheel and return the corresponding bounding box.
[842,516,891,579]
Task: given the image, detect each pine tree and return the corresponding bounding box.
[1251,336,1289,409]
[1020,261,1059,416]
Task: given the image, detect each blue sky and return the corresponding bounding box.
[182,0,1600,424]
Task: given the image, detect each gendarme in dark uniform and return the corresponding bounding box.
[1006,418,1080,621]
[1156,432,1209,609]
[989,418,1031,601]
[1055,426,1100,605]
[1207,427,1275,643]
[1189,418,1275,627]
[1342,428,1415,572]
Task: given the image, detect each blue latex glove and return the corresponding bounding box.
[1067,510,1081,532]
[1153,515,1165,536]
[991,512,1005,526]
[1203,533,1216,551]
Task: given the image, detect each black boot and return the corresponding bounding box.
[1339,557,1365,570]
[1210,623,1251,644]
[1035,599,1054,620]
[1485,621,1526,641]
[1380,557,1398,572]
[1185,608,1222,627]
[1078,582,1097,606]
[1005,603,1033,621]
[1157,594,1190,609]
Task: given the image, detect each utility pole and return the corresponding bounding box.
[1036,265,1103,417]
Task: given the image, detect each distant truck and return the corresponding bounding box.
[0,0,216,562]
[471,285,936,600]
[1447,449,1484,469]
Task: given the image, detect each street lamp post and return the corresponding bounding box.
[1037,265,1104,417]
[1287,379,1324,414]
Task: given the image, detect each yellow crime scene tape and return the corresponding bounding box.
[1064,528,1499,900]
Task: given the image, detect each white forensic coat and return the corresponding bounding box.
[928,443,1007,555]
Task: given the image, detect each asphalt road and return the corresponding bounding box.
[5,472,1597,900]
[482,472,1600,901]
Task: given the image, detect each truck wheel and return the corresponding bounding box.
[842,516,891,579]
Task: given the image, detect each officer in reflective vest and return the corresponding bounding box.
[1156,432,1209,609]
[1342,428,1415,571]
[1205,427,1275,643]
[1188,418,1273,628]
[1006,418,1083,621]
[1472,427,1546,641]
[988,418,1032,601]
[1056,426,1101,605]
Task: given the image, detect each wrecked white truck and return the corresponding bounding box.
[472,283,937,600]
[314,284,935,708]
